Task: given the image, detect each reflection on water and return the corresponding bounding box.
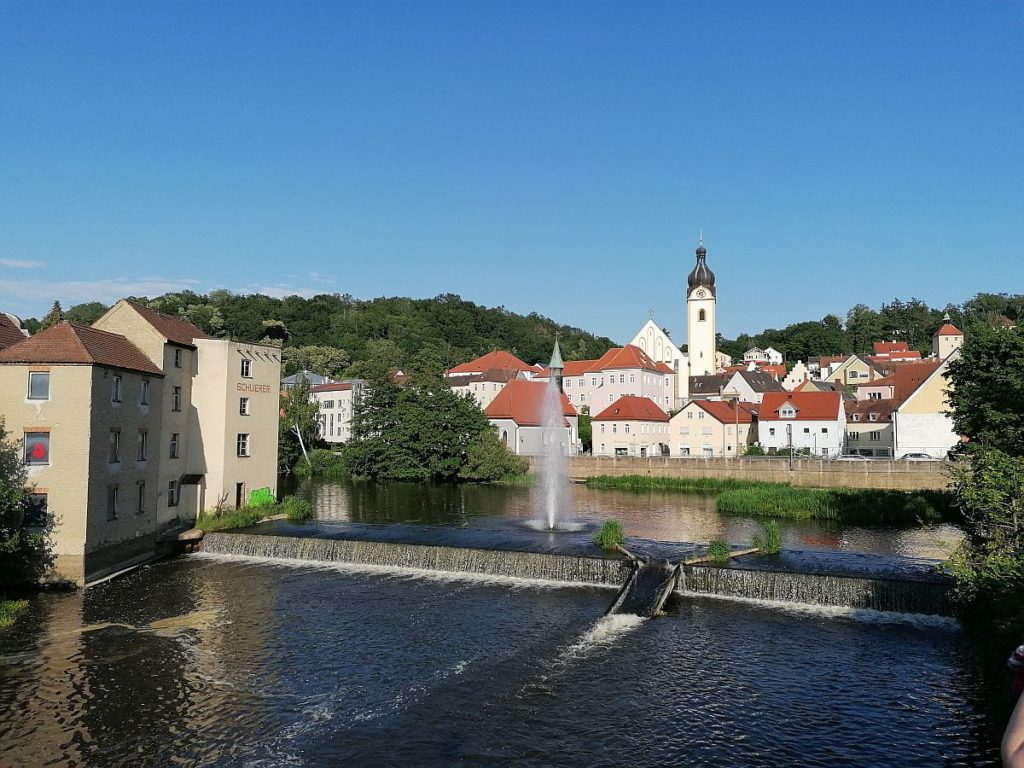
[0,558,998,766]
[291,478,963,560]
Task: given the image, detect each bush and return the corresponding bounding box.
[593,519,625,551]
[195,507,267,531]
[282,497,314,523]
[0,598,28,630]
[585,475,763,494]
[752,520,782,554]
[715,485,952,524]
[459,429,529,482]
[295,448,350,479]
[706,539,732,565]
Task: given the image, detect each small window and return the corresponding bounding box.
[803,427,810,434]
[240,358,252,378]
[821,427,829,434]
[624,424,630,434]
[112,375,123,403]
[25,493,47,527]
[137,482,146,516]
[237,433,250,457]
[869,413,878,422]
[137,429,148,461]
[698,309,706,322]
[141,379,150,405]
[172,386,182,412]
[769,427,776,436]
[107,485,119,521]
[169,432,179,459]
[174,348,182,368]
[109,429,121,463]
[239,397,250,416]
[870,431,881,441]
[167,480,179,508]
[24,432,49,465]
[28,371,49,400]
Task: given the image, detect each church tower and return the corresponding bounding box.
[686,236,717,376]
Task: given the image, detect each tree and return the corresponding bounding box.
[65,302,108,326]
[458,428,528,481]
[281,346,351,379]
[578,413,592,453]
[0,418,49,583]
[39,301,65,330]
[278,378,321,471]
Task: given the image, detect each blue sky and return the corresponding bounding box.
[1,1,1021,342]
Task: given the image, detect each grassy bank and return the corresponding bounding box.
[0,598,29,630]
[196,496,314,531]
[585,474,954,525]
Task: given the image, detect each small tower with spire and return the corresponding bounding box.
[548,338,565,392]
[686,233,718,376]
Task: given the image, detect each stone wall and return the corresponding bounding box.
[531,455,951,491]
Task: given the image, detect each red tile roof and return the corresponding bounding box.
[311,382,356,393]
[846,399,897,423]
[127,302,210,347]
[560,360,599,376]
[447,350,542,375]
[593,395,669,422]
[934,323,963,337]
[0,313,27,350]
[592,344,665,373]
[872,341,912,355]
[760,364,787,380]
[690,399,756,424]
[484,380,576,426]
[0,322,163,375]
[890,360,941,401]
[759,391,842,421]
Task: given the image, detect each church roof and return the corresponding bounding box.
[687,240,716,296]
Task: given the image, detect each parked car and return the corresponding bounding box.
[899,452,942,461]
[832,454,871,462]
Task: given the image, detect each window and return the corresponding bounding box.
[624,424,630,434]
[870,431,881,441]
[619,374,625,384]
[169,432,179,459]
[237,433,250,457]
[25,493,47,527]
[698,411,705,419]
[174,348,182,368]
[107,485,118,521]
[869,413,878,422]
[240,397,250,416]
[699,309,706,322]
[580,394,586,402]
[112,375,123,403]
[141,379,150,405]
[869,392,881,400]
[803,427,810,434]
[109,429,121,463]
[240,358,252,378]
[821,427,829,434]
[612,424,617,433]
[137,429,148,461]
[167,480,179,508]
[629,374,635,383]
[137,482,146,516]
[600,424,605,434]
[172,386,182,412]
[28,371,49,400]
[852,414,861,422]
[769,427,776,436]
[687,411,693,420]
[24,432,49,465]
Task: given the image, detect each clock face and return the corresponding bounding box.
[696,289,707,299]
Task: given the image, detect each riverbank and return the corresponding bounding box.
[0,598,28,629]
[543,455,951,491]
[585,475,955,525]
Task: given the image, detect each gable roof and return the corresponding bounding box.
[846,399,897,423]
[593,395,669,422]
[0,322,163,375]
[687,399,756,424]
[889,360,942,401]
[0,312,27,350]
[759,391,842,421]
[125,301,210,347]
[689,373,731,396]
[484,380,576,426]
[592,344,666,373]
[446,368,521,386]
[311,380,364,393]
[447,350,541,376]
[934,323,963,337]
[733,369,786,393]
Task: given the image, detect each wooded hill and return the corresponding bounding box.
[24,290,1023,378]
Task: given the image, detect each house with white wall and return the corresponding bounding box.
[591,395,670,458]
[311,380,365,444]
[757,391,846,457]
[668,399,757,457]
[484,380,578,456]
[893,350,961,458]
[543,345,675,414]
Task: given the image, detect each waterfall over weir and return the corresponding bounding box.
[200,531,954,617]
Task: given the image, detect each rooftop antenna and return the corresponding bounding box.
[698,227,703,245]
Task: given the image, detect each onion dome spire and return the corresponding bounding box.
[687,233,716,296]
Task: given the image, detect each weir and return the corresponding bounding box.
[200,530,954,616]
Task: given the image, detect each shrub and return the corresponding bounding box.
[706,539,732,565]
[752,520,782,554]
[283,497,314,523]
[585,475,763,494]
[593,519,625,551]
[195,507,267,531]
[0,598,28,630]
[459,429,529,482]
[295,448,350,479]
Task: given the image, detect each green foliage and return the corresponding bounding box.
[706,539,732,565]
[0,418,50,584]
[585,475,764,493]
[741,445,767,456]
[281,345,351,379]
[39,300,65,331]
[458,429,529,482]
[295,448,350,479]
[344,379,498,482]
[195,507,268,531]
[0,599,29,630]
[752,520,782,554]
[279,378,321,472]
[65,302,108,325]
[947,324,1024,454]
[578,413,592,453]
[593,519,625,551]
[282,497,314,523]
[716,485,951,524]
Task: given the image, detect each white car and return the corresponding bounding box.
[832,454,871,462]
[899,453,942,462]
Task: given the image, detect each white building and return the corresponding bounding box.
[311,380,365,444]
[591,396,670,458]
[484,380,579,456]
[757,391,846,457]
[629,319,688,406]
[893,350,961,458]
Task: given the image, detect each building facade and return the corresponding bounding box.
[667,399,757,457]
[757,391,846,457]
[686,239,717,377]
[311,380,365,444]
[591,396,671,458]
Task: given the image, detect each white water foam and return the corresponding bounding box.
[561,613,647,658]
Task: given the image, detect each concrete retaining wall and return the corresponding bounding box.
[532,455,950,491]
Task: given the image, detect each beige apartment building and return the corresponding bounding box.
[94,300,281,514]
[0,323,165,584]
[668,399,757,457]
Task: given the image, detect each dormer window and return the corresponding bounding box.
[869,413,878,422]
[852,414,861,421]
[780,407,796,418]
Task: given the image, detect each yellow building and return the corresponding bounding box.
[668,399,757,457]
[94,300,281,515]
[0,323,165,584]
